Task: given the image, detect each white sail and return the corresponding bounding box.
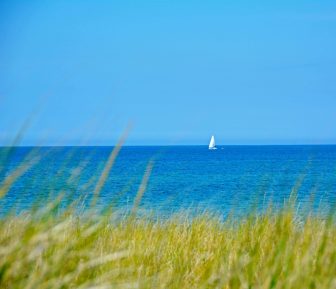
[209,135,216,149]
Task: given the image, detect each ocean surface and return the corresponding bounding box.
[1,145,336,217]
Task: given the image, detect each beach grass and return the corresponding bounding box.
[0,204,336,289]
[0,145,336,289]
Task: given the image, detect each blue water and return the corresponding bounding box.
[1,145,336,216]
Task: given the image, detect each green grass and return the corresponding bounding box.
[0,207,335,289]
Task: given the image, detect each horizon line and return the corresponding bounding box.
[2,143,336,148]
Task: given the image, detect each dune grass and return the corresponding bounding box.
[0,145,336,288]
[0,206,335,289]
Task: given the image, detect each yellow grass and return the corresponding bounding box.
[0,207,335,289]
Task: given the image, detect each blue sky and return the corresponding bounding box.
[1,0,336,145]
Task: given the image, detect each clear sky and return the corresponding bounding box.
[1,0,336,145]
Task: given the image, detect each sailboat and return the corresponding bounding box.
[208,135,217,150]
